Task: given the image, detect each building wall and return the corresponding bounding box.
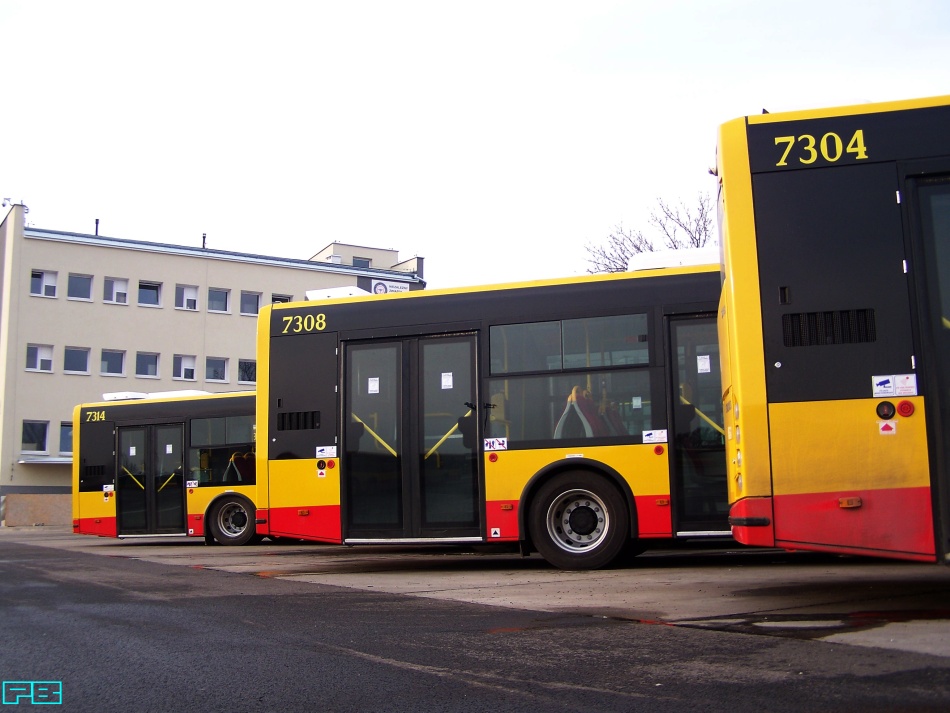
[0,205,424,525]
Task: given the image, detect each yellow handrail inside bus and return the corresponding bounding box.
[122,466,144,490]
[157,472,178,492]
[424,409,472,460]
[679,396,726,437]
[351,413,398,457]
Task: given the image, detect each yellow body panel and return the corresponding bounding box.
[746,94,950,126]
[255,306,274,512]
[71,404,84,522]
[483,443,671,501]
[717,117,772,503]
[186,484,259,516]
[74,490,116,521]
[268,458,342,508]
[769,398,930,496]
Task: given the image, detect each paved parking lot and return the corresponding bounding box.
[7,525,950,658]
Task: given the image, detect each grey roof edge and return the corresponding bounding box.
[24,227,425,283]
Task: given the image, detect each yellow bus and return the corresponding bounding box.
[72,391,259,545]
[716,94,950,562]
[256,266,726,569]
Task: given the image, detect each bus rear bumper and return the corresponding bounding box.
[728,497,775,547]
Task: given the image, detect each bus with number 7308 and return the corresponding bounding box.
[254,264,727,569]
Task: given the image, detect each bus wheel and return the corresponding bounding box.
[208,496,257,546]
[529,472,629,570]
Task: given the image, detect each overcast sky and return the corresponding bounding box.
[2,1,949,288]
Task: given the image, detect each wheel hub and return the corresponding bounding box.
[547,489,609,552]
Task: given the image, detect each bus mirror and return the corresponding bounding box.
[457,413,476,449]
[347,420,365,446]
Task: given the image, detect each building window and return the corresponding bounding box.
[59,422,73,454]
[64,346,91,374]
[240,291,261,316]
[30,270,57,297]
[104,277,129,304]
[206,357,228,382]
[353,257,371,268]
[272,294,292,304]
[26,344,53,372]
[173,354,196,381]
[100,349,125,376]
[237,359,256,384]
[175,284,198,311]
[22,421,49,453]
[136,352,159,378]
[138,281,162,307]
[67,274,93,300]
[208,288,229,313]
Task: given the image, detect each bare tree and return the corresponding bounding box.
[585,193,715,273]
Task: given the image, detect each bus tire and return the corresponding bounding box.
[208,496,257,546]
[529,472,629,570]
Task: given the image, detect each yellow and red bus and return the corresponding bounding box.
[72,391,259,545]
[255,266,726,569]
[716,94,950,562]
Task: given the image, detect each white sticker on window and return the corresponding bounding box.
[129,446,136,456]
[368,377,379,394]
[166,444,174,454]
[697,355,711,374]
[442,372,453,390]
[631,397,642,409]
[316,446,338,458]
[642,430,668,444]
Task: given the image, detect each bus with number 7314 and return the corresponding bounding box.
[72,391,260,545]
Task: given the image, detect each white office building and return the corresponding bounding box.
[0,203,424,525]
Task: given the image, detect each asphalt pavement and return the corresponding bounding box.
[7,525,950,658]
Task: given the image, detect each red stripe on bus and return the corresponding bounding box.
[729,497,776,547]
[267,504,342,542]
[773,487,935,559]
[634,495,673,537]
[75,517,117,537]
[485,500,520,541]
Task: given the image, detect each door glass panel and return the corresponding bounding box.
[153,425,184,532]
[117,428,147,533]
[346,344,402,530]
[917,178,950,552]
[671,318,728,530]
[420,338,478,528]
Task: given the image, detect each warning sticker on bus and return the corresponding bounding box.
[872,374,918,397]
[484,438,508,451]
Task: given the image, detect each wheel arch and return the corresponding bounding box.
[517,458,638,549]
[204,491,257,522]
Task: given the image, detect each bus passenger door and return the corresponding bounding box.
[343,334,481,540]
[116,424,185,535]
[906,168,950,560]
[668,315,729,535]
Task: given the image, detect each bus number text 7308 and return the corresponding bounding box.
[281,313,326,334]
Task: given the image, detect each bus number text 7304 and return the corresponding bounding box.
[774,129,868,167]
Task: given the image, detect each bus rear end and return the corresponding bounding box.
[717,95,950,562]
